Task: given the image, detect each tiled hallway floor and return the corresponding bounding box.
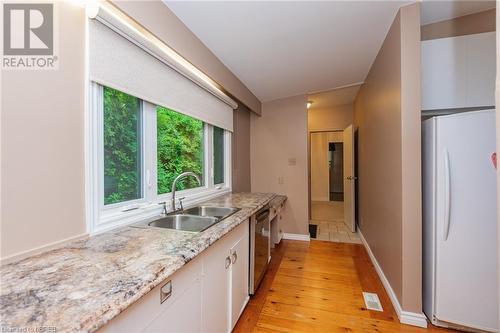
[312,220,362,243]
[310,200,361,244]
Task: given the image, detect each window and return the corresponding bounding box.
[89,83,232,232]
[103,87,142,205]
[157,107,204,194]
[213,126,224,185]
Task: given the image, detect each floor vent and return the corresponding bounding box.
[309,224,318,238]
[362,292,383,312]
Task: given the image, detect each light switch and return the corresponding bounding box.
[278,177,284,185]
[288,158,296,166]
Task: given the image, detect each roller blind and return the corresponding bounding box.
[89,16,235,131]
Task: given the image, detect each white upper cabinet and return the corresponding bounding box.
[421,32,495,110]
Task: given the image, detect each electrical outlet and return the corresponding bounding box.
[278,177,284,185]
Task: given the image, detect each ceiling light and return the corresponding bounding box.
[307,101,313,109]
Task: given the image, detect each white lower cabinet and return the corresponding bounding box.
[201,230,230,333]
[202,219,249,332]
[144,280,202,333]
[98,219,249,333]
[229,228,249,330]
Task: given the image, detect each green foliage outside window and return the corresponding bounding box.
[157,106,204,194]
[103,87,142,205]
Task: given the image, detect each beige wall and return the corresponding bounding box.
[353,3,422,313]
[232,105,251,192]
[308,104,353,132]
[421,9,495,41]
[1,3,87,260]
[250,95,309,235]
[400,3,422,313]
[111,1,261,115]
[354,10,403,305]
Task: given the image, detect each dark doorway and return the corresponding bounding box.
[329,142,344,201]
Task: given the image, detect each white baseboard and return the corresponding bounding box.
[358,230,428,328]
[283,233,310,241]
[0,233,89,266]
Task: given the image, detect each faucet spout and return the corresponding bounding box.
[171,172,201,212]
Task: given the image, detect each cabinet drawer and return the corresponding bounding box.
[98,256,202,333]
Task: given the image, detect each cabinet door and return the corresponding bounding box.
[421,36,467,110]
[422,32,495,110]
[143,279,202,333]
[465,31,496,107]
[201,237,230,333]
[229,224,249,330]
[98,258,202,333]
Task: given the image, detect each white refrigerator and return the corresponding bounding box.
[422,109,499,332]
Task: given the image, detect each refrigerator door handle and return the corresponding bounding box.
[443,148,451,241]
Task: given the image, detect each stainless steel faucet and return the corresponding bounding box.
[171,172,201,212]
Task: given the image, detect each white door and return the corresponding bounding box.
[229,232,249,330]
[343,125,356,232]
[435,110,498,332]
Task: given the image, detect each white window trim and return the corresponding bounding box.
[86,83,232,234]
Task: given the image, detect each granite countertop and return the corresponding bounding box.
[269,195,287,208]
[0,192,281,333]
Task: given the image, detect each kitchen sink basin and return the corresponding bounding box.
[131,205,240,233]
[147,214,219,233]
[182,206,240,219]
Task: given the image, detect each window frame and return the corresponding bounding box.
[212,126,226,186]
[86,83,232,233]
[99,85,146,211]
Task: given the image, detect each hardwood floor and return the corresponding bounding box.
[233,240,456,333]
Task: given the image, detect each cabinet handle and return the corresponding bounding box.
[225,256,231,269]
[160,280,172,304]
[231,251,237,264]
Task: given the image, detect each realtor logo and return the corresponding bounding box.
[2,2,58,69]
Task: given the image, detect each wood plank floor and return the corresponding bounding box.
[233,240,456,333]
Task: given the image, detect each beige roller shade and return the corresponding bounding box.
[88,12,235,131]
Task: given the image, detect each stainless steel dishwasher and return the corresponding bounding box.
[249,205,270,295]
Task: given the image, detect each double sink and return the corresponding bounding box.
[133,206,240,233]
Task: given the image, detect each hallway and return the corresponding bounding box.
[234,240,455,333]
[310,201,361,243]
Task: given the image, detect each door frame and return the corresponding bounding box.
[307,128,345,221]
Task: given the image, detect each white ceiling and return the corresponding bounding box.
[165,1,496,103]
[165,1,411,102]
[421,0,496,25]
